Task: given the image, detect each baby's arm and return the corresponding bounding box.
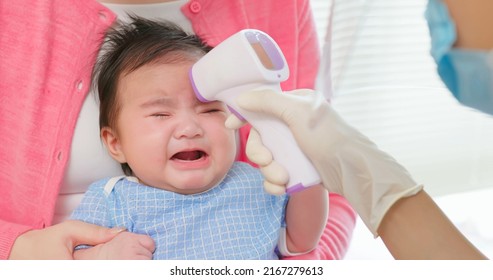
[73,231,155,260]
[283,185,328,254]
[70,180,154,259]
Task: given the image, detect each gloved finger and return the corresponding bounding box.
[236,89,309,122]
[259,160,289,186]
[225,113,246,130]
[263,181,286,196]
[245,128,272,166]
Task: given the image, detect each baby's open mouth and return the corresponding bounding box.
[171,150,207,161]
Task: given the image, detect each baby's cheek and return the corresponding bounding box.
[222,131,238,160]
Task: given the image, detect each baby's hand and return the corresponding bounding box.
[74,231,155,260]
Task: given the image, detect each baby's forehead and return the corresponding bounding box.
[138,94,208,108]
[119,64,224,107]
[151,50,203,65]
[118,48,203,77]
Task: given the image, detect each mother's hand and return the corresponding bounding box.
[9,220,125,259]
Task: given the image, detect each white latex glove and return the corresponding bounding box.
[225,89,423,236]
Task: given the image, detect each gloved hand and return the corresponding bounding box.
[225,89,423,236]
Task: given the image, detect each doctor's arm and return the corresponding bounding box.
[229,89,487,260]
[379,190,485,259]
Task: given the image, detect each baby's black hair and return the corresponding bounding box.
[94,15,212,175]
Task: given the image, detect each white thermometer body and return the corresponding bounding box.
[190,29,320,194]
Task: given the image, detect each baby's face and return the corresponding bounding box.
[111,59,236,194]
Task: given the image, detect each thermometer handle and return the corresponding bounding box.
[189,29,321,194]
[221,85,321,194]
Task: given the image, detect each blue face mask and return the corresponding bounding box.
[425,0,493,115]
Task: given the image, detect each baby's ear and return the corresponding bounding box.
[101,127,126,163]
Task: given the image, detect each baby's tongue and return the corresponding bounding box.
[173,151,202,161]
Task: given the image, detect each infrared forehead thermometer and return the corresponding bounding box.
[189,29,320,194]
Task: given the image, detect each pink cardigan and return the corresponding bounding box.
[0,0,356,260]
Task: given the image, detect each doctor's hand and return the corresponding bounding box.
[226,89,423,236]
[9,220,127,259]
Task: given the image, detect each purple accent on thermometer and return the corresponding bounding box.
[286,183,307,195]
[189,69,246,122]
[189,69,209,102]
[245,31,285,70]
[227,105,246,122]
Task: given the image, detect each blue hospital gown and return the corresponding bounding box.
[71,162,288,259]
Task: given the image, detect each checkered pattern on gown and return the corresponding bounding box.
[71,162,288,259]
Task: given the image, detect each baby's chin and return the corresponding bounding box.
[160,176,223,195]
